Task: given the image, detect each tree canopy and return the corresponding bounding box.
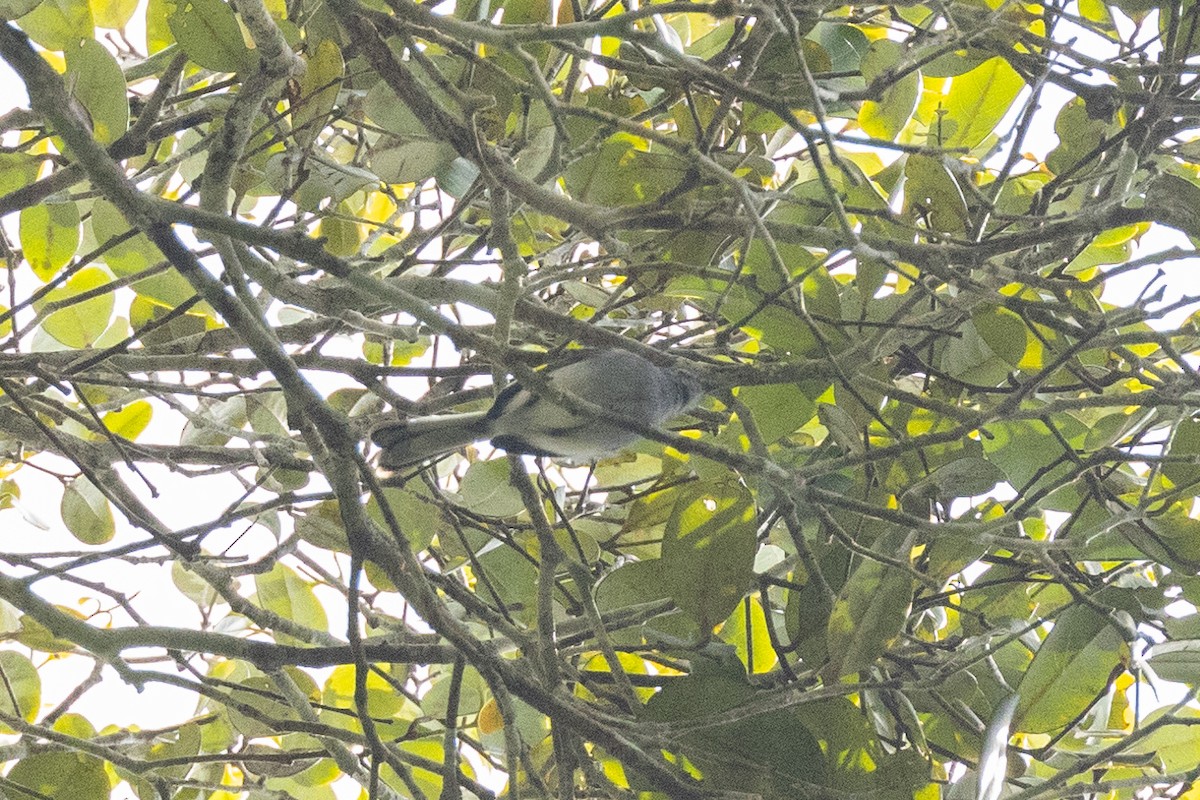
[0,0,1199,797]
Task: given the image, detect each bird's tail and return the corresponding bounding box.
[371,412,490,468]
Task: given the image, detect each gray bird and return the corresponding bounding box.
[371,349,703,468]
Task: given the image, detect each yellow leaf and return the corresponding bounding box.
[103,400,153,440]
[478,698,504,734]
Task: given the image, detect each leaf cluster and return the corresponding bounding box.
[0,0,1199,797]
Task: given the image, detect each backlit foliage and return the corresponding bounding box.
[0,0,1199,797]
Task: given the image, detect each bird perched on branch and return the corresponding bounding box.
[371,349,703,468]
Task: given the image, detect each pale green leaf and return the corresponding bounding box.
[35,265,115,348]
[6,751,108,800]
[255,563,329,641]
[972,305,1028,368]
[373,140,457,185]
[61,477,115,545]
[904,154,970,234]
[21,202,81,281]
[738,383,816,444]
[0,651,40,728]
[64,38,128,143]
[858,39,919,141]
[0,153,40,196]
[166,0,256,73]
[458,458,525,517]
[292,38,343,149]
[17,0,94,50]
[939,57,1024,150]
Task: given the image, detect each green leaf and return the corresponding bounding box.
[738,382,816,444]
[254,563,329,643]
[564,140,687,206]
[1046,97,1107,175]
[365,484,440,555]
[180,396,247,447]
[363,81,434,137]
[166,0,256,73]
[265,153,376,214]
[972,306,1027,368]
[294,499,351,553]
[1144,639,1200,684]
[1128,707,1200,770]
[1110,0,1156,22]
[35,265,115,348]
[0,153,40,196]
[818,402,863,454]
[422,664,490,718]
[1082,407,1154,450]
[1147,173,1200,240]
[13,609,82,653]
[983,418,1087,510]
[6,751,109,800]
[61,477,115,545]
[0,651,40,729]
[1163,417,1200,490]
[994,171,1052,216]
[824,530,915,679]
[144,0,174,52]
[1078,0,1115,27]
[317,201,361,257]
[1014,603,1127,733]
[904,154,970,234]
[665,275,820,356]
[594,559,692,643]
[661,481,757,632]
[719,596,778,674]
[858,39,919,141]
[940,319,1013,387]
[321,665,417,743]
[809,22,869,74]
[914,456,1007,498]
[170,560,219,606]
[642,669,827,794]
[21,202,81,281]
[92,201,201,310]
[372,140,460,185]
[213,664,308,738]
[562,137,640,205]
[2,0,41,17]
[130,294,211,347]
[473,540,540,625]
[938,56,1024,150]
[17,0,94,50]
[52,712,95,738]
[91,199,156,275]
[1130,506,1200,572]
[920,47,991,78]
[437,156,481,198]
[458,458,525,517]
[292,38,343,149]
[786,542,848,666]
[64,37,129,143]
[591,452,670,487]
